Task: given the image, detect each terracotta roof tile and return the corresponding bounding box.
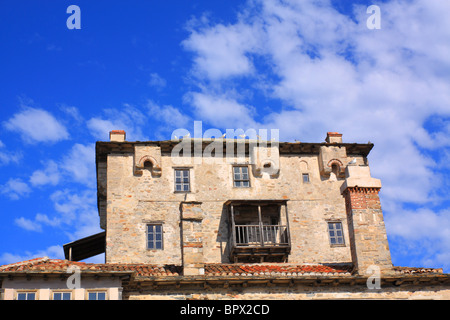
[204,264,353,276]
[392,266,443,274]
[0,257,444,278]
[0,257,181,276]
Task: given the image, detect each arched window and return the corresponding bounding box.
[331,163,339,176]
[143,160,153,170]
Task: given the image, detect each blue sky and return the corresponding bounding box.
[1,0,450,272]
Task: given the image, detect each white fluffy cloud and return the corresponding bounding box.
[29,160,60,187]
[185,92,256,129]
[4,107,69,143]
[183,21,262,80]
[1,178,32,200]
[0,245,64,265]
[0,140,21,166]
[14,188,100,237]
[50,189,101,241]
[147,100,190,129]
[14,213,61,232]
[60,143,96,188]
[86,105,149,141]
[148,72,167,89]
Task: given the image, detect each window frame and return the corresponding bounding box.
[327,221,345,247]
[87,290,107,300]
[147,224,164,250]
[52,291,72,300]
[302,173,310,183]
[174,168,191,193]
[16,291,37,300]
[233,165,250,188]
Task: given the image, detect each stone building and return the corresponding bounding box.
[1,130,449,300]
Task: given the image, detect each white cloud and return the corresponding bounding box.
[183,21,262,80]
[14,217,43,232]
[13,187,101,247]
[86,118,116,140]
[60,104,84,123]
[15,213,62,232]
[50,189,101,241]
[29,160,60,187]
[147,100,190,129]
[0,140,22,166]
[3,107,69,143]
[60,143,95,187]
[149,72,167,89]
[186,91,256,129]
[86,104,149,141]
[0,245,64,265]
[385,205,450,269]
[1,178,32,200]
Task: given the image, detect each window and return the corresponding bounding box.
[53,292,71,300]
[328,222,345,246]
[17,292,36,300]
[233,166,250,187]
[88,291,106,300]
[147,224,163,250]
[174,169,190,192]
[302,173,310,183]
[143,160,153,169]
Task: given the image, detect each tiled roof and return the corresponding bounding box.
[392,266,443,275]
[0,257,444,278]
[204,264,353,276]
[0,257,181,276]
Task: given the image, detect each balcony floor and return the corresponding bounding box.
[230,244,291,263]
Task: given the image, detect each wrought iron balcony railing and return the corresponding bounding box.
[233,224,289,247]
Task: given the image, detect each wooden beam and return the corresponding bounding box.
[258,205,264,247]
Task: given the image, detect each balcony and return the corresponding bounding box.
[226,200,291,263]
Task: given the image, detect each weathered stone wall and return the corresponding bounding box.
[104,145,368,265]
[125,284,450,300]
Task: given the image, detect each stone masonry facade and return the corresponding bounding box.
[100,131,370,268]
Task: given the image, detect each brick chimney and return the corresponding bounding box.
[110,130,126,142]
[325,132,343,144]
[340,164,393,275]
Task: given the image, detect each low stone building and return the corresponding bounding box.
[1,131,449,300]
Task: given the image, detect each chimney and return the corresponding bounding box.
[340,165,393,275]
[325,132,343,144]
[109,130,126,142]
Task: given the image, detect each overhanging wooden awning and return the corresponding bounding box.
[63,232,106,261]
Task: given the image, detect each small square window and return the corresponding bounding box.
[17,292,36,300]
[175,169,190,192]
[233,166,250,187]
[88,291,106,300]
[302,173,310,183]
[328,222,345,246]
[53,292,71,300]
[147,224,163,250]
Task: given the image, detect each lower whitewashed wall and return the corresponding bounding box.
[1,277,122,300]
